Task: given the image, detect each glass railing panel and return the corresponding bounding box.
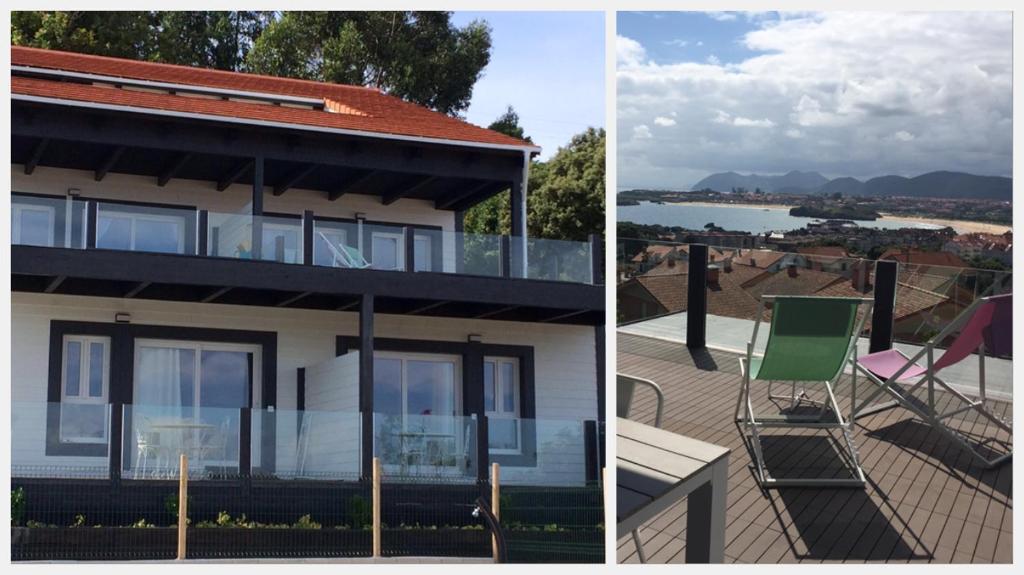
[96,202,197,255]
[373,413,477,481]
[312,219,362,269]
[11,194,87,249]
[432,230,503,277]
[362,223,408,271]
[258,215,303,264]
[525,237,593,283]
[497,418,589,487]
[122,404,241,479]
[250,409,362,480]
[206,210,254,259]
[11,402,110,479]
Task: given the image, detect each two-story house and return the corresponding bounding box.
[10,47,605,520]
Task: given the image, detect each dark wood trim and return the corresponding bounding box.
[583,420,599,482]
[595,325,605,423]
[43,276,66,294]
[454,211,465,274]
[329,170,378,201]
[94,146,125,181]
[24,138,49,175]
[686,243,708,348]
[296,368,305,412]
[251,156,264,259]
[500,235,510,278]
[273,163,318,196]
[589,233,603,285]
[384,175,437,205]
[85,201,97,249]
[123,281,150,299]
[404,226,416,272]
[197,210,209,256]
[302,210,314,266]
[358,294,374,479]
[216,158,254,192]
[157,152,193,187]
[435,181,493,210]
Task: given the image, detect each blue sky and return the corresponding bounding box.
[617,12,1013,190]
[452,11,605,160]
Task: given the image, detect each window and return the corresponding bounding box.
[371,231,404,271]
[485,357,520,453]
[314,227,349,267]
[60,336,110,444]
[12,202,55,247]
[413,234,433,272]
[97,208,186,254]
[261,221,302,263]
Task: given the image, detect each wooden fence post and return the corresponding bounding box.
[372,457,382,558]
[176,454,188,560]
[491,462,500,562]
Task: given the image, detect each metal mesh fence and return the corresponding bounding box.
[502,482,605,563]
[379,475,490,558]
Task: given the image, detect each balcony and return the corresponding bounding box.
[11,403,601,487]
[617,239,1012,563]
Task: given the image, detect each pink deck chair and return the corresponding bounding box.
[852,293,1012,467]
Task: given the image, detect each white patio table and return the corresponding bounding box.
[617,417,730,563]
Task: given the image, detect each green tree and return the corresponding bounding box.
[527,127,606,242]
[246,12,491,116]
[12,11,156,59]
[154,11,271,70]
[463,106,532,236]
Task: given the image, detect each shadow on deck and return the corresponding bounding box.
[617,332,1013,564]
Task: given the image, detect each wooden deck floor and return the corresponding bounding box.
[617,332,1013,564]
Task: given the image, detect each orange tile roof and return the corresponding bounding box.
[879,248,968,269]
[12,46,535,150]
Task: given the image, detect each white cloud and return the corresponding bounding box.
[654,116,677,127]
[664,39,689,48]
[617,12,1012,189]
[706,54,721,65]
[616,35,647,67]
[696,41,704,47]
[632,125,652,140]
[706,12,737,22]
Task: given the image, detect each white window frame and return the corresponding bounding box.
[132,339,262,409]
[370,230,405,271]
[375,352,462,422]
[97,208,186,254]
[484,357,521,455]
[60,335,111,444]
[413,233,433,272]
[12,202,56,247]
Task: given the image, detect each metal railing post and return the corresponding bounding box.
[196,210,209,256]
[686,244,709,348]
[870,260,899,353]
[500,236,511,278]
[590,233,604,285]
[302,210,314,265]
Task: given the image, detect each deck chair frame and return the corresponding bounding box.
[735,295,873,488]
[316,231,370,269]
[851,294,1012,468]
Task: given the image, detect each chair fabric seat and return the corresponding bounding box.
[857,349,927,382]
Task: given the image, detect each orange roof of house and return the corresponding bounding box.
[879,248,968,269]
[11,46,536,150]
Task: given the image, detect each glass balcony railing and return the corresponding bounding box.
[250,408,362,479]
[122,404,241,479]
[11,195,87,249]
[496,417,591,487]
[13,193,598,285]
[373,412,478,481]
[10,401,111,479]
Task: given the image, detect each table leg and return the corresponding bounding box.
[685,458,728,563]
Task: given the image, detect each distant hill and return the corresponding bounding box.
[692,170,829,193]
[693,170,1011,200]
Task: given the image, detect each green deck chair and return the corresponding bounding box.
[734,295,873,488]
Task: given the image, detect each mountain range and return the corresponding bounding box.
[691,170,1011,200]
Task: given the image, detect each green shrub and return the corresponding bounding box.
[292,514,321,530]
[349,495,371,529]
[11,488,25,526]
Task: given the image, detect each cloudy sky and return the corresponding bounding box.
[617,11,1012,190]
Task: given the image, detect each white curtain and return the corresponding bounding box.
[135,346,184,407]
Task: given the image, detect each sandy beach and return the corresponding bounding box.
[877,214,1011,235]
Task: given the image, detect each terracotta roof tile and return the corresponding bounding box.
[12,46,535,149]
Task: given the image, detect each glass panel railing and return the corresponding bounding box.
[430,230,503,277]
[250,409,362,480]
[11,402,111,479]
[312,219,362,269]
[258,215,303,264]
[11,194,87,249]
[525,237,593,284]
[122,405,241,479]
[373,413,477,481]
[96,202,197,255]
[497,418,589,487]
[206,210,254,259]
[363,223,408,271]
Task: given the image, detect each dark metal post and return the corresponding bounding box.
[476,415,489,484]
[509,173,525,278]
[454,210,466,274]
[359,294,375,479]
[404,226,416,272]
[109,402,123,486]
[86,201,97,249]
[584,420,599,482]
[870,260,899,353]
[302,210,314,265]
[197,210,209,256]
[239,407,252,477]
[589,233,604,285]
[687,243,709,348]
[250,156,264,260]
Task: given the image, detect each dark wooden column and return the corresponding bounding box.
[359,294,374,479]
[590,233,604,285]
[686,244,709,348]
[85,201,97,249]
[454,210,466,274]
[197,210,209,256]
[302,210,314,265]
[250,155,264,260]
[462,341,488,483]
[509,170,525,278]
[870,260,899,353]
